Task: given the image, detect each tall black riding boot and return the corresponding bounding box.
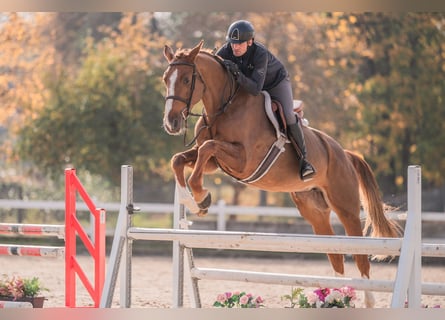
[287,122,316,181]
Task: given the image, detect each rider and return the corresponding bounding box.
[216,20,316,181]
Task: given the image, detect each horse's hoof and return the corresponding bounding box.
[197,209,208,217]
[197,192,212,210]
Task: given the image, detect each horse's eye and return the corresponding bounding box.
[183,77,190,85]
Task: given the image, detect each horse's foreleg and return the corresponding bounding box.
[171,148,199,187]
[188,140,244,214]
[171,148,201,214]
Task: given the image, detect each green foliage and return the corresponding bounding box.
[349,13,445,191]
[213,291,264,308]
[23,277,49,297]
[0,275,48,298]
[16,15,181,189]
[281,287,304,308]
[3,12,445,204]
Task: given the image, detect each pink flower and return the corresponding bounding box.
[224,292,232,299]
[255,296,264,304]
[216,293,227,303]
[339,286,356,301]
[239,295,249,305]
[314,288,330,302]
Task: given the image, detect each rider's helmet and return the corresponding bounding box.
[226,20,255,44]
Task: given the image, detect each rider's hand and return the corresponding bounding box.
[223,60,240,79]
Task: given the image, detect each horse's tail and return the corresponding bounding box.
[345,150,401,239]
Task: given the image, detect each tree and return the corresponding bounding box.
[17,13,181,200]
[350,13,445,192]
[0,13,56,164]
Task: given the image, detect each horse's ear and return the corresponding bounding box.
[189,40,204,62]
[164,45,175,63]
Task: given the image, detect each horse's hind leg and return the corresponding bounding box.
[324,179,375,307]
[290,190,345,276]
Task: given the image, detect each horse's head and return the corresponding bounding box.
[162,41,205,135]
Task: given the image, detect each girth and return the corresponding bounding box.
[238,91,289,184]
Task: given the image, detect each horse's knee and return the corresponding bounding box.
[171,153,186,170]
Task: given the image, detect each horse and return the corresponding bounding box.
[161,41,400,307]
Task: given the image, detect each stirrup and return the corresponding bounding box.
[300,160,316,181]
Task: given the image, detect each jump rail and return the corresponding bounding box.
[0,223,65,257]
[0,169,106,308]
[101,165,445,309]
[0,301,33,308]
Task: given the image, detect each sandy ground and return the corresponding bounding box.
[1,254,444,309]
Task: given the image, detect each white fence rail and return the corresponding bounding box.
[0,199,444,232]
[99,165,445,309]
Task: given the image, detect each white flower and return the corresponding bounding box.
[306,292,319,305]
[325,291,343,304]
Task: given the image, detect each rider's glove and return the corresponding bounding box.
[223,60,240,79]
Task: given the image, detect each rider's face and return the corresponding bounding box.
[231,40,252,57]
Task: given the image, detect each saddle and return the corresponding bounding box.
[262,91,307,139]
[240,92,307,184]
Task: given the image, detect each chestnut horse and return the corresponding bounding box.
[162,41,400,307]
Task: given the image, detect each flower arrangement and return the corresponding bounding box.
[213,291,265,308]
[0,275,48,300]
[282,286,356,308]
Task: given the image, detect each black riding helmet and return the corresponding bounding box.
[226,20,255,44]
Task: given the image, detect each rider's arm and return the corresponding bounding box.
[236,49,267,96]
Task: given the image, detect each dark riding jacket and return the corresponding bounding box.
[216,42,288,95]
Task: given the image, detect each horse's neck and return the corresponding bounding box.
[197,53,231,115]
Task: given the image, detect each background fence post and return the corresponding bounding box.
[391,165,422,308]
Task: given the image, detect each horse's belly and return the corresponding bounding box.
[247,152,314,192]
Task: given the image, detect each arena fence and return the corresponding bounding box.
[100,165,445,308]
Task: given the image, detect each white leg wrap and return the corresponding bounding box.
[362,275,375,308]
[176,183,200,214]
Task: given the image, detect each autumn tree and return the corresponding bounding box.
[0,13,56,166]
[349,13,445,192]
[16,13,180,200]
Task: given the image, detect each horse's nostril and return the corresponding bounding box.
[172,118,179,131]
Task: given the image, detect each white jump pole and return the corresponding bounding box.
[100,165,134,308]
[172,183,184,308]
[172,184,201,308]
[391,165,422,308]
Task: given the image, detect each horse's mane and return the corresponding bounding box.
[173,47,222,63]
[199,49,224,63]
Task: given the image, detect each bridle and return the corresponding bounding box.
[164,61,203,120]
[164,56,239,146]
